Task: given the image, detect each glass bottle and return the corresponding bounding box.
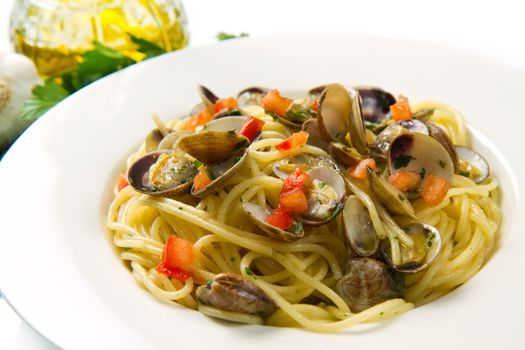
[9,0,189,77]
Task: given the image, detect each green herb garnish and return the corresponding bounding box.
[217,32,249,41]
[438,160,447,168]
[318,181,327,189]
[193,160,204,169]
[419,167,426,179]
[427,233,436,248]
[206,280,213,288]
[245,267,257,279]
[19,81,70,120]
[285,104,314,122]
[178,207,183,210]
[230,257,236,262]
[291,222,303,234]
[393,155,415,169]
[459,170,471,178]
[453,240,459,246]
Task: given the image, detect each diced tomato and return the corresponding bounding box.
[388,171,422,192]
[261,89,294,117]
[311,99,319,112]
[421,175,450,206]
[347,158,377,180]
[117,173,129,191]
[187,108,213,131]
[193,168,213,192]
[213,97,238,113]
[156,236,195,282]
[281,168,310,194]
[390,96,412,121]
[238,116,265,142]
[276,131,309,151]
[266,205,294,230]
[279,189,308,213]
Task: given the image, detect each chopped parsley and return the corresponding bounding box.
[318,181,327,189]
[233,155,242,163]
[438,160,447,168]
[419,167,426,179]
[393,155,415,169]
[193,160,203,169]
[398,194,405,201]
[230,257,236,262]
[285,104,314,122]
[459,170,471,178]
[245,267,257,279]
[291,222,303,234]
[453,240,459,246]
[178,207,183,210]
[427,233,436,248]
[206,280,213,288]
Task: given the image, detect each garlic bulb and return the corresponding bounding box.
[0,51,41,152]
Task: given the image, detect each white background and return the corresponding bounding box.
[0,0,524,349]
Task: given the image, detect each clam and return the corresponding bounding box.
[237,86,269,108]
[328,142,362,167]
[177,131,250,197]
[198,84,219,111]
[272,154,338,180]
[455,146,490,183]
[355,86,396,124]
[335,258,405,312]
[304,85,326,107]
[381,223,441,273]
[426,123,459,171]
[317,84,368,155]
[300,166,346,226]
[370,119,429,160]
[242,202,305,241]
[301,118,330,150]
[367,167,416,218]
[343,195,379,257]
[127,151,197,196]
[145,128,170,152]
[348,92,369,156]
[196,272,276,320]
[388,133,455,186]
[317,83,351,143]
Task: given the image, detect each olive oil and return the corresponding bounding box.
[10,0,189,77]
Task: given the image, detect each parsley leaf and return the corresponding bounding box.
[419,167,427,179]
[459,170,471,178]
[245,267,257,279]
[129,34,166,59]
[438,160,447,168]
[193,160,204,169]
[19,80,70,120]
[393,155,415,169]
[291,222,303,234]
[285,104,315,122]
[217,32,249,41]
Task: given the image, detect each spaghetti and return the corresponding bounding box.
[106,85,500,332]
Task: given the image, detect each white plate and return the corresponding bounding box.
[1,34,524,350]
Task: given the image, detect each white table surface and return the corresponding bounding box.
[1,0,524,349]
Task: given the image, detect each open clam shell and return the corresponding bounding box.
[317,83,352,143]
[202,116,248,132]
[367,167,416,218]
[381,223,442,273]
[127,151,196,196]
[370,119,429,160]
[301,118,330,150]
[300,166,346,226]
[328,142,362,167]
[237,86,269,108]
[198,84,220,111]
[355,86,396,124]
[455,146,490,183]
[177,131,251,198]
[388,133,455,186]
[426,123,459,171]
[343,195,379,257]
[157,131,191,150]
[242,202,305,241]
